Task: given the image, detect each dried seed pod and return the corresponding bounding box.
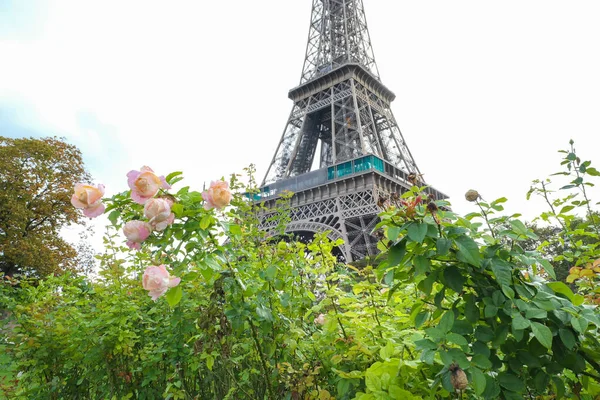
[449,363,468,391]
[465,189,480,202]
[407,172,424,185]
[427,202,439,213]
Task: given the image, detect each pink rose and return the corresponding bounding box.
[127,166,171,204]
[71,183,106,218]
[202,180,232,210]
[314,313,326,325]
[142,265,181,301]
[123,220,152,250]
[144,198,175,231]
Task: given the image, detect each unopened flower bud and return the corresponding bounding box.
[465,189,480,202]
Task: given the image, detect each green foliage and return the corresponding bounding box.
[374,182,600,399]
[1,142,600,399]
[528,140,600,302]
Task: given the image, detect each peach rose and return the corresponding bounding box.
[144,198,175,231]
[71,183,105,218]
[142,265,181,301]
[123,220,152,250]
[202,180,232,210]
[127,166,171,204]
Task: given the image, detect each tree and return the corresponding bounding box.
[0,136,92,277]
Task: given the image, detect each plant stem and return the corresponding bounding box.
[540,181,568,232]
[476,201,496,239]
[248,317,275,400]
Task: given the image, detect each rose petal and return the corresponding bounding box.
[85,186,103,205]
[71,194,87,209]
[127,170,140,190]
[83,202,105,218]
[131,190,150,205]
[126,241,141,250]
[160,176,172,190]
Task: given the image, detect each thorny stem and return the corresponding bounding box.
[249,317,276,400]
[318,242,349,340]
[403,345,428,381]
[580,352,600,383]
[368,288,383,340]
[475,200,496,239]
[540,181,568,232]
[206,230,276,400]
[366,270,383,339]
[570,145,600,236]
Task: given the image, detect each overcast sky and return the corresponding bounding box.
[2,0,600,247]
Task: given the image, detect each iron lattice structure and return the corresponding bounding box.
[259,0,446,262]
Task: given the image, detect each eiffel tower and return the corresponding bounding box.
[258,0,446,262]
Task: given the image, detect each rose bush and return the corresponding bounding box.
[2,143,600,399]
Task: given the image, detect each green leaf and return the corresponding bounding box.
[531,322,553,349]
[559,205,575,214]
[379,341,396,360]
[443,266,465,293]
[547,281,575,301]
[407,222,427,243]
[447,333,468,347]
[533,370,550,392]
[387,226,401,241]
[470,367,487,396]
[165,171,183,184]
[108,210,120,226]
[559,328,577,350]
[491,262,512,287]
[511,314,530,331]
[525,308,547,320]
[200,214,212,230]
[415,311,430,328]
[509,220,529,237]
[165,286,183,307]
[256,305,273,322]
[484,305,498,319]
[586,167,600,176]
[472,354,492,370]
[415,339,438,351]
[388,240,406,267]
[498,372,526,393]
[475,326,495,342]
[229,224,242,236]
[451,319,473,335]
[171,203,184,217]
[539,259,556,280]
[472,341,490,358]
[439,311,455,333]
[572,317,588,334]
[413,255,431,276]
[482,375,501,398]
[436,238,451,256]
[454,235,481,267]
[465,295,480,323]
[205,354,214,371]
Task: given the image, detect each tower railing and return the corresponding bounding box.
[250,154,446,202]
